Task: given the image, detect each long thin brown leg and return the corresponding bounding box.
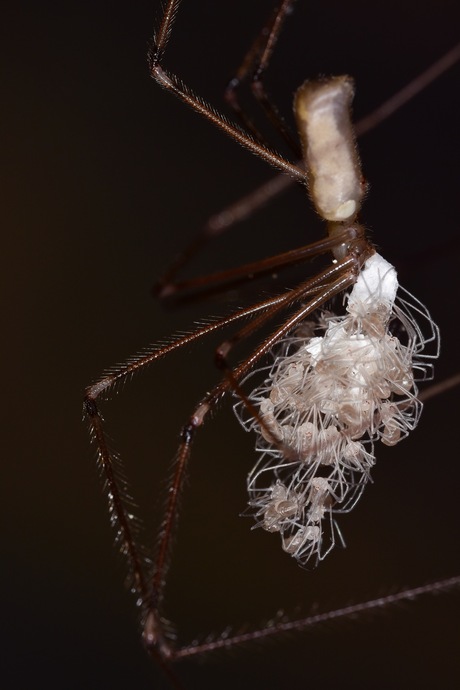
[159,226,358,300]
[224,0,301,155]
[355,41,460,137]
[174,575,460,659]
[85,399,150,601]
[84,293,300,622]
[149,0,305,181]
[153,171,294,295]
[418,371,460,403]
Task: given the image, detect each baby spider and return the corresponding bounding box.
[235,252,438,566]
[84,0,460,686]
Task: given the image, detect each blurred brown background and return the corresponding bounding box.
[2,1,460,688]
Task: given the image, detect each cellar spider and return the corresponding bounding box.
[85,1,460,687]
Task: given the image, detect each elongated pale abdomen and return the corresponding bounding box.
[294,76,365,222]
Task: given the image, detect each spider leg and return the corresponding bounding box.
[153,172,293,296]
[224,0,301,155]
[419,372,460,403]
[159,226,358,301]
[149,0,305,181]
[355,41,460,137]
[174,575,460,659]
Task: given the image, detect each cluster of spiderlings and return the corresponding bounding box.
[235,253,439,567]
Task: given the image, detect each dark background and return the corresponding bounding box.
[3,1,460,688]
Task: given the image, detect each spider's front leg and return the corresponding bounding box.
[149,0,305,181]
